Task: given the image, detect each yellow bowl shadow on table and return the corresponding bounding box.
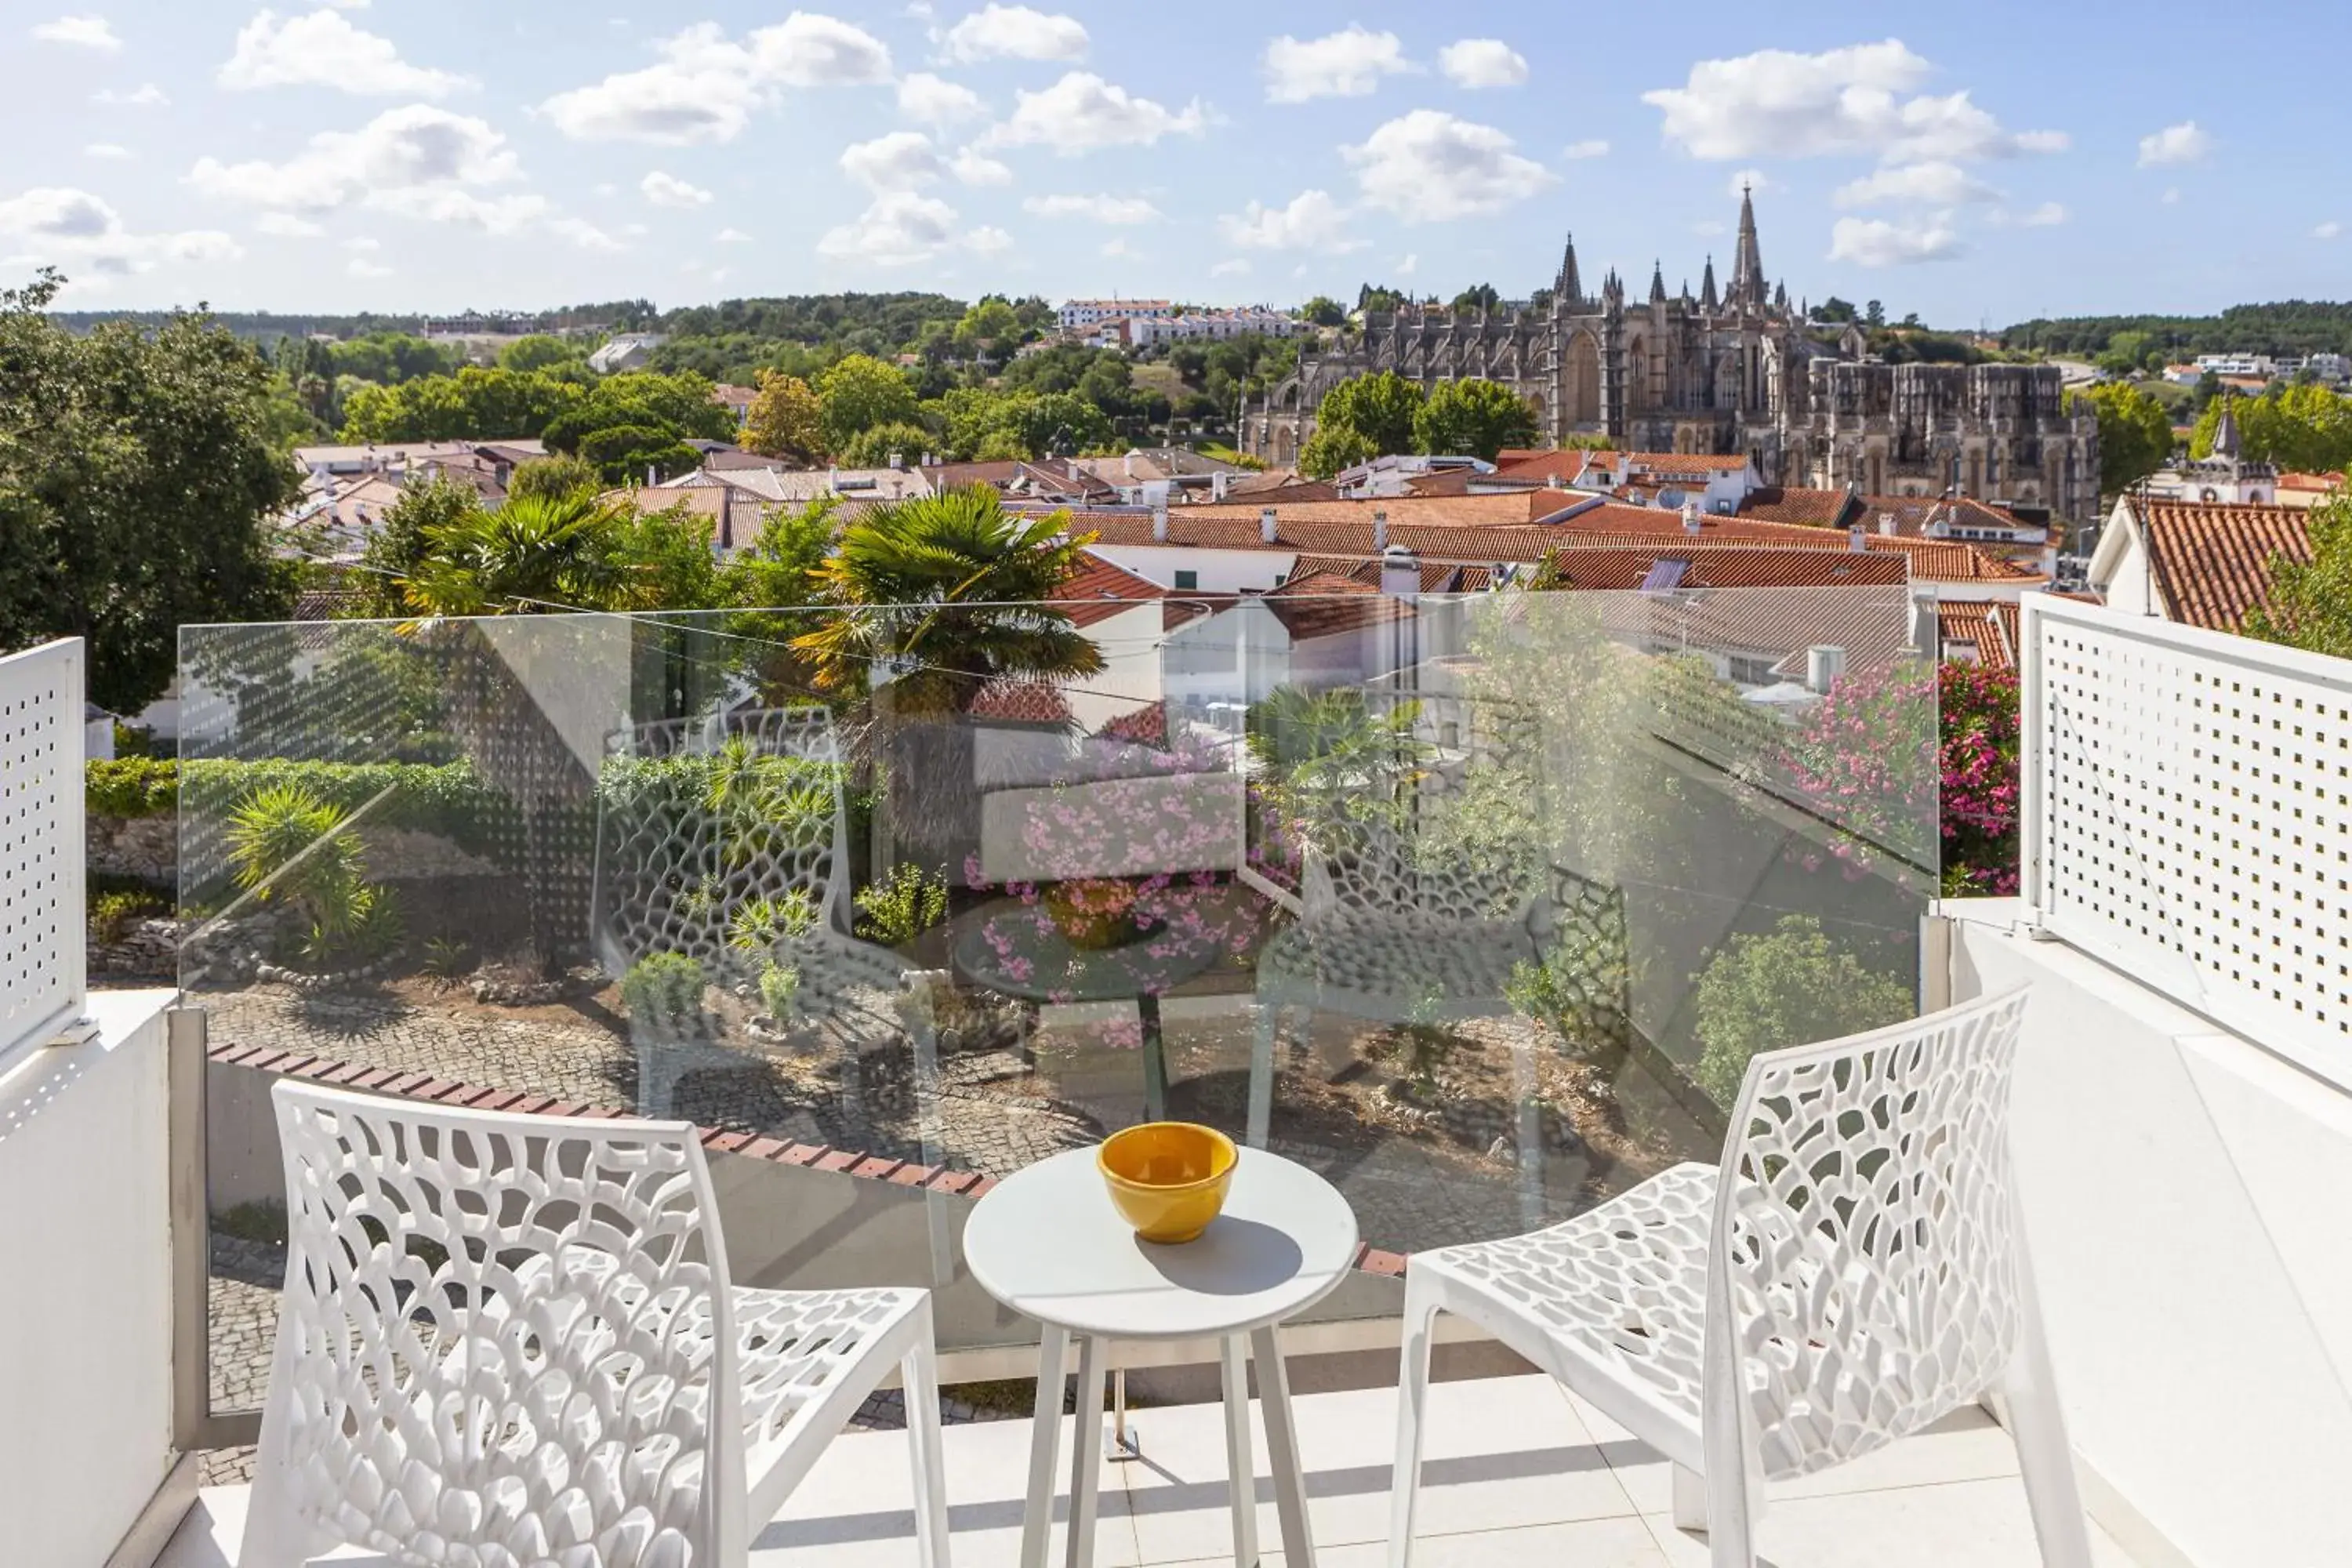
[1096,1122,1238,1244]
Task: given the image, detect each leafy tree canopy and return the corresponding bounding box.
[818,353,922,449]
[2068,382,2178,495]
[1312,369,1425,461]
[1414,378,1540,460]
[742,369,825,463]
[2190,383,2352,472]
[1300,296,1346,328]
[2245,494,2352,657]
[0,270,302,711]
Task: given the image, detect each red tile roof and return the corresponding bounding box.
[1261,571,1414,640]
[1054,554,1168,626]
[1534,545,1909,590]
[1936,601,2020,670]
[1736,486,1860,528]
[2125,498,2315,633]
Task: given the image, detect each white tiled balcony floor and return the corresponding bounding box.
[160,1373,2136,1567]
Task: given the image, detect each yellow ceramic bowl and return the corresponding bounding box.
[1097,1122,1238,1244]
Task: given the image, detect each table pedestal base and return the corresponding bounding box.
[1019,1325,1316,1568]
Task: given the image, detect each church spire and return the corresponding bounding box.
[1731,181,1764,307]
[1700,255,1719,311]
[1649,259,1667,304]
[2212,393,2243,459]
[1556,232,1582,306]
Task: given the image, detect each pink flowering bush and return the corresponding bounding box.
[1777,662,1939,877]
[1937,662,2020,896]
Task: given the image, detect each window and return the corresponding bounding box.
[1173,569,1199,590]
[1728,654,1780,685]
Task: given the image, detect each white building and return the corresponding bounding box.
[2137,400,2275,506]
[589,332,669,374]
[1125,310,1306,348]
[1056,298,1177,332]
[2192,353,2279,378]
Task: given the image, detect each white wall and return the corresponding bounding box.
[0,989,178,1568]
[1943,902,2352,1568]
[1089,544,1298,596]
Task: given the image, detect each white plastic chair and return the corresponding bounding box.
[1388,986,2090,1568]
[241,1080,951,1568]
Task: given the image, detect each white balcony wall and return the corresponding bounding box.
[1944,902,2352,1568]
[0,989,178,1568]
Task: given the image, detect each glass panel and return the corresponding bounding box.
[180,583,1934,1412]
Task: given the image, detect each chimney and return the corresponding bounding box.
[1848,524,1868,554]
[1261,506,1278,543]
[1806,645,1848,695]
[1879,513,1899,536]
[1380,544,1421,601]
[890,451,904,470]
[1682,502,1702,535]
[1152,503,1169,542]
[645,463,657,488]
[1373,509,1388,551]
[1211,469,1230,502]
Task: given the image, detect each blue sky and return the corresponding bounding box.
[3,2,2344,324]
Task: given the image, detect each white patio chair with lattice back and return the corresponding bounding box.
[1388,985,2091,1568]
[241,1080,951,1568]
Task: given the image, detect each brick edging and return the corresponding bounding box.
[207,1039,1413,1277]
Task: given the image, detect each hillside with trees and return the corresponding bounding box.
[2002,302,2352,366]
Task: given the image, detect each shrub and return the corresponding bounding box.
[855,863,948,946]
[757,963,801,1022]
[224,780,402,965]
[89,887,166,942]
[1692,916,1914,1106]
[620,952,706,1030]
[1940,662,2021,896]
[88,757,179,818]
[728,890,819,956]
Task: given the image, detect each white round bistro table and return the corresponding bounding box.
[964,1145,1360,1568]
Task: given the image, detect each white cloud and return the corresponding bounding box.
[1644,42,2065,164]
[540,15,889,145]
[1827,214,1964,267]
[31,14,119,49]
[341,235,378,251]
[1833,160,1997,207]
[1100,237,1137,259]
[183,106,575,240]
[1023,193,1160,223]
[1561,139,1609,160]
[984,71,1206,153]
[964,224,1013,255]
[256,212,324,237]
[0,186,242,276]
[818,190,959,264]
[347,256,391,278]
[84,143,131,160]
[1263,27,1410,103]
[640,169,712,207]
[949,145,1011,186]
[942,5,1087,63]
[716,226,753,243]
[1218,188,1359,252]
[2315,220,2343,241]
[546,216,624,252]
[1438,38,1526,89]
[1345,110,1555,220]
[1209,257,1250,277]
[2012,201,2066,227]
[93,82,166,107]
[219,9,473,96]
[842,130,946,191]
[2138,120,2211,167]
[898,71,985,125]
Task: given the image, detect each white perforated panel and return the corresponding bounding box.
[2023,597,2352,1078]
[0,640,85,1058]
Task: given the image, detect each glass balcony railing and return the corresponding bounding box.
[176,583,1934,1410]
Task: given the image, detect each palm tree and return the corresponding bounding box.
[792,485,1107,869]
[791,485,1105,714]
[402,492,631,616]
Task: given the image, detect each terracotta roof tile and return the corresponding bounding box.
[1936,601,2020,669]
[1736,487,1860,528]
[1056,554,1167,627]
[1535,544,1909,590]
[2126,498,2315,633]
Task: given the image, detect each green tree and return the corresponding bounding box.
[2069,382,2177,495]
[1312,369,1425,458]
[793,486,1105,713]
[506,453,605,506]
[1693,915,1915,1105]
[836,420,936,469]
[1864,299,1886,328]
[608,499,721,609]
[401,492,636,615]
[953,298,1022,357]
[2245,494,2352,656]
[1816,296,1858,323]
[742,369,825,463]
[1298,424,1379,479]
[818,354,922,450]
[1301,296,1347,328]
[339,367,584,441]
[496,334,586,374]
[2192,383,2352,471]
[345,475,483,618]
[0,271,302,712]
[1450,282,1501,314]
[1413,379,1540,460]
[1357,284,1406,314]
[575,423,701,485]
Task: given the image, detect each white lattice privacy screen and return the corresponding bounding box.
[2022,597,2352,1080]
[0,640,85,1060]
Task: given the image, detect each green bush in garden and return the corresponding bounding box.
[620,951,707,1032]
